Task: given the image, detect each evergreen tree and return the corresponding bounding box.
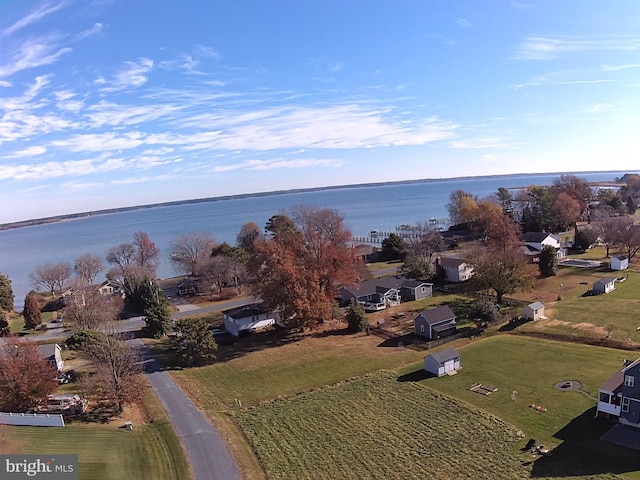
[172,317,218,365]
[538,245,558,277]
[381,233,407,261]
[0,273,14,312]
[22,291,42,329]
[346,301,368,333]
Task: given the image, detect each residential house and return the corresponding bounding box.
[522,301,545,321]
[38,343,64,372]
[597,358,640,427]
[593,277,616,295]
[222,303,280,337]
[424,348,461,377]
[523,232,566,261]
[610,254,629,271]
[96,280,121,296]
[437,257,474,283]
[339,277,432,311]
[177,278,199,296]
[351,244,382,263]
[414,305,457,340]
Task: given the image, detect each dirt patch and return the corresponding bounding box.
[529,319,608,337]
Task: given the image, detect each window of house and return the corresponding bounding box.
[622,397,630,413]
[599,392,611,403]
[421,287,426,292]
[625,375,635,387]
[420,325,424,332]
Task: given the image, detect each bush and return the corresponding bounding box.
[65,329,108,351]
[346,302,368,333]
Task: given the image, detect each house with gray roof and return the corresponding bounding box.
[522,301,545,321]
[437,257,474,283]
[597,358,640,428]
[414,305,457,340]
[593,277,616,295]
[424,347,461,377]
[222,303,280,336]
[339,277,432,311]
[37,343,64,372]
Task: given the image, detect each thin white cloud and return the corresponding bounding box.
[515,35,640,60]
[2,1,67,37]
[0,80,11,87]
[457,19,471,28]
[449,137,508,149]
[75,22,104,40]
[194,44,221,61]
[0,35,72,78]
[550,79,614,86]
[213,158,343,172]
[6,146,47,158]
[97,58,154,92]
[602,63,640,72]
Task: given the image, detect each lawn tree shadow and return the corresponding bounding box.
[530,407,640,478]
[499,317,531,332]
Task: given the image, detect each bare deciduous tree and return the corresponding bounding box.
[74,253,104,286]
[170,233,216,277]
[65,288,124,330]
[82,333,147,414]
[29,262,72,297]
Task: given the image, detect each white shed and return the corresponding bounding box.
[424,348,461,377]
[593,277,616,295]
[611,254,629,271]
[522,301,545,321]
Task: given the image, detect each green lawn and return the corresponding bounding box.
[5,390,190,480]
[400,335,640,479]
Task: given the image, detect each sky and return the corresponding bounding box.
[1,1,640,224]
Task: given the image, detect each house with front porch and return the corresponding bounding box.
[222,303,280,337]
[597,358,640,427]
[339,277,432,311]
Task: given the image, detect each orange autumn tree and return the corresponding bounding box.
[250,206,359,330]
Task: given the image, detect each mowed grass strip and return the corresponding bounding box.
[234,371,527,480]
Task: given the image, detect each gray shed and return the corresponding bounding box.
[424,348,461,377]
[522,301,545,321]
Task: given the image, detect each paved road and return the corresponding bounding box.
[130,338,241,480]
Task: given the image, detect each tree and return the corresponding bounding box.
[172,317,218,365]
[22,291,43,329]
[597,216,633,257]
[538,245,558,277]
[0,273,14,312]
[381,233,407,261]
[169,233,216,277]
[106,232,160,298]
[403,224,444,276]
[0,337,58,411]
[210,243,250,294]
[345,301,368,333]
[130,280,172,338]
[82,333,147,414]
[236,222,263,253]
[265,214,296,237]
[485,213,521,254]
[399,254,432,280]
[73,253,104,286]
[573,227,598,251]
[249,206,359,330]
[0,316,9,337]
[615,223,640,262]
[446,190,479,226]
[495,187,514,216]
[29,262,72,297]
[65,288,123,330]
[468,299,501,330]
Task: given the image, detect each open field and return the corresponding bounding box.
[399,336,640,479]
[3,391,191,480]
[234,371,528,480]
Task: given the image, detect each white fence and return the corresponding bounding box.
[0,412,65,427]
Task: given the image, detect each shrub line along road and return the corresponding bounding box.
[32,296,255,480]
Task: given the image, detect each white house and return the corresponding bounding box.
[37,343,64,372]
[438,257,474,283]
[222,303,280,337]
[522,301,545,321]
[611,254,629,271]
[424,348,461,377]
[523,232,561,251]
[593,277,616,295]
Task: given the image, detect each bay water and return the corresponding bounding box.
[0,171,630,307]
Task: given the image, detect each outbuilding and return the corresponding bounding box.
[610,254,629,271]
[522,301,545,321]
[593,277,616,295]
[424,348,461,377]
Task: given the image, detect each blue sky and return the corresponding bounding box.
[1,1,640,223]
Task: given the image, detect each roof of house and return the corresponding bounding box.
[427,347,460,364]
[439,257,467,268]
[343,277,427,297]
[594,277,616,287]
[600,358,640,393]
[526,301,544,310]
[416,305,456,325]
[612,254,628,261]
[37,344,60,359]
[523,232,559,243]
[222,303,273,319]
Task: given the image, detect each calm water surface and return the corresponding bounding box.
[0,172,630,307]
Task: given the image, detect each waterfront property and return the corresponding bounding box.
[338,277,432,311]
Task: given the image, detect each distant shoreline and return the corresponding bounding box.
[0,170,630,231]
